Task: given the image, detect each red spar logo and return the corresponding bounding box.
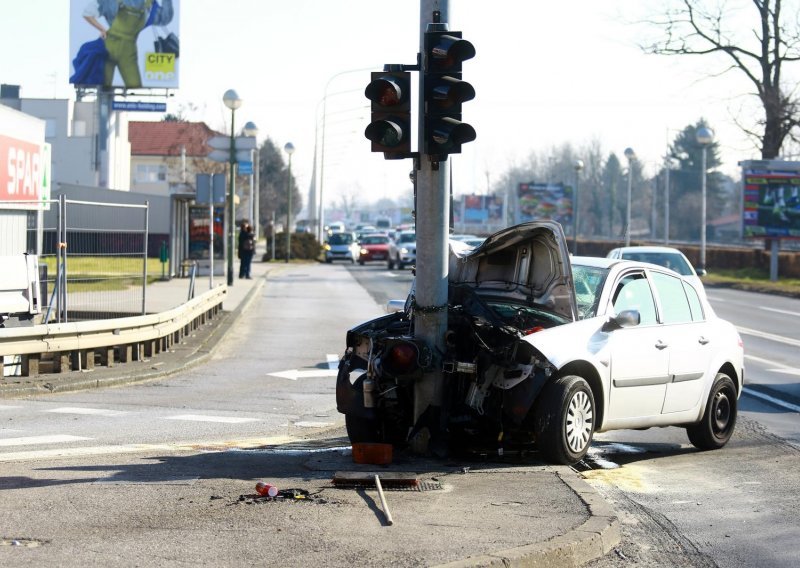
[1,134,43,201]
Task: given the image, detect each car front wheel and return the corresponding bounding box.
[534,375,595,465]
[686,373,737,450]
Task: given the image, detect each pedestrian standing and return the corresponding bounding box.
[238,221,255,279]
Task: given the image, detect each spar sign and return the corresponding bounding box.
[1,134,46,205]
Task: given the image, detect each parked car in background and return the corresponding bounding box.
[357,233,392,265]
[606,246,706,294]
[387,230,416,269]
[323,231,359,263]
[336,222,743,465]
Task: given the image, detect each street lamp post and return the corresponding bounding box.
[222,89,242,286]
[573,159,584,255]
[624,147,636,247]
[696,127,714,271]
[284,142,295,263]
[243,121,259,239]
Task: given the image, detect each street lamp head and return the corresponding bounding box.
[624,147,636,162]
[243,121,258,137]
[696,126,714,146]
[574,159,584,172]
[284,142,295,155]
[222,89,242,111]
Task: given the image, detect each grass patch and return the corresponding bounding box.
[703,267,800,297]
[40,256,167,293]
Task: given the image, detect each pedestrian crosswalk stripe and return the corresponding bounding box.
[0,435,92,447]
[165,414,260,424]
[45,407,129,417]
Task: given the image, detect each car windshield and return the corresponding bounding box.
[361,235,389,245]
[398,233,415,243]
[328,233,353,245]
[621,252,693,276]
[571,264,610,319]
[486,301,571,329]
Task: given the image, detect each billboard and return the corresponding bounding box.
[0,106,49,210]
[462,195,505,224]
[69,0,181,89]
[741,160,800,239]
[517,182,573,225]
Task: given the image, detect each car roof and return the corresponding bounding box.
[610,246,688,255]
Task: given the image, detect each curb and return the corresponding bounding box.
[434,470,619,568]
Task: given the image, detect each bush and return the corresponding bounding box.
[263,232,321,261]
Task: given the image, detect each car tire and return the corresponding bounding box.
[344,374,381,443]
[358,260,365,266]
[325,258,332,264]
[534,375,595,465]
[686,373,737,450]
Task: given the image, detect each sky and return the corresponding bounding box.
[1,0,788,215]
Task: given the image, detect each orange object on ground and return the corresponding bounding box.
[351,443,393,465]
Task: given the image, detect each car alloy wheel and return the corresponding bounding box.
[534,375,595,465]
[566,390,593,454]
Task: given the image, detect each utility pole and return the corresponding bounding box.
[362,0,475,453]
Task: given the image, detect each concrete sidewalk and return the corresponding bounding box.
[0,245,621,567]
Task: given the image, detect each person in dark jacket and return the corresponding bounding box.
[238,221,255,279]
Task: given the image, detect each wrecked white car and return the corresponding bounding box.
[336,221,744,465]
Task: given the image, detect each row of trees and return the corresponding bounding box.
[494,121,734,243]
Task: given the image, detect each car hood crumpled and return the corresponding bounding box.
[448,220,577,321]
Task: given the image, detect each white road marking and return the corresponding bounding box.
[743,387,800,414]
[0,405,22,410]
[705,295,725,303]
[767,368,800,376]
[737,325,800,348]
[760,306,800,317]
[293,421,334,428]
[164,414,259,424]
[267,369,339,380]
[326,354,339,370]
[0,434,92,447]
[0,436,297,463]
[45,407,128,417]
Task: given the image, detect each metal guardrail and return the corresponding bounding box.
[0,286,227,377]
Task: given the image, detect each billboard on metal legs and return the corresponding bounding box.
[69,0,181,89]
[741,160,800,239]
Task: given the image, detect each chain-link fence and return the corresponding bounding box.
[1,195,149,322]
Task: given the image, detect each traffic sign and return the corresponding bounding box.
[238,161,253,174]
[207,149,254,163]
[207,136,256,151]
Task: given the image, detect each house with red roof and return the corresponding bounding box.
[128,121,223,197]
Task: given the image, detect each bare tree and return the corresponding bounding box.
[644,0,800,159]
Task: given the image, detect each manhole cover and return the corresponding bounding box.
[1,537,47,548]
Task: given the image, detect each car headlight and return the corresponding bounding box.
[324,244,331,251]
[360,248,368,255]
[400,247,409,254]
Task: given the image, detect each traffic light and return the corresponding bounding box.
[423,29,476,160]
[364,71,411,159]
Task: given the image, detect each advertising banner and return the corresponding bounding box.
[69,0,181,89]
[517,182,573,225]
[741,160,800,239]
[0,135,47,209]
[188,205,224,260]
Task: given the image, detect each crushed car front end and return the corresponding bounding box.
[336,221,577,454]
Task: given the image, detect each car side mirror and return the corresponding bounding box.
[602,309,641,332]
[385,300,405,314]
[695,267,707,277]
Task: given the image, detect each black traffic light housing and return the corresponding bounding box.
[423,28,476,160]
[364,71,412,159]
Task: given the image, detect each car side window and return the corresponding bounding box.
[611,273,657,325]
[652,271,692,324]
[683,281,705,322]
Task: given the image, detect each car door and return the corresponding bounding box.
[607,271,671,420]
[651,272,714,414]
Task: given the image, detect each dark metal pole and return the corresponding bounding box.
[285,152,293,263]
[227,108,236,285]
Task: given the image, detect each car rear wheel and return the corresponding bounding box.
[387,258,395,270]
[686,373,737,450]
[534,375,595,465]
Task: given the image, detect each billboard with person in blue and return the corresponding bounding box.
[69,0,180,89]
